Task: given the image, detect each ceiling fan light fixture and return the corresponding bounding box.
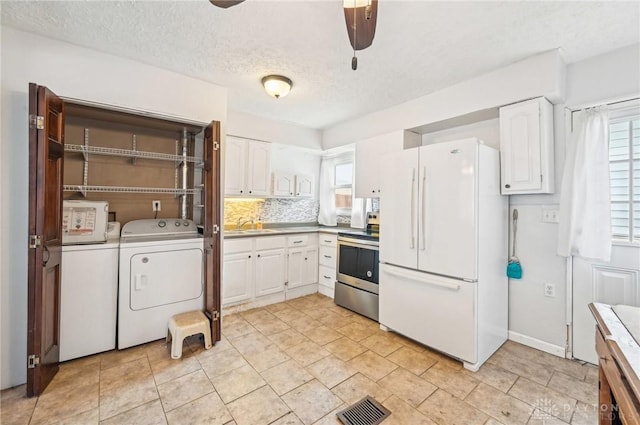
[261,75,292,99]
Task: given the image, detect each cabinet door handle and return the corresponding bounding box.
[304,257,308,260]
[240,190,243,194]
[372,189,375,193]
[248,255,251,258]
[257,254,261,258]
[505,184,511,189]
[323,275,331,279]
[324,255,332,258]
[323,239,331,243]
[249,190,252,194]
[293,240,303,244]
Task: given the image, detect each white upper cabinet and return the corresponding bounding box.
[355,130,421,198]
[499,97,554,194]
[224,137,247,196]
[295,174,314,197]
[272,172,295,197]
[225,136,272,197]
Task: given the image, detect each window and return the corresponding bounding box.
[609,115,640,242]
[334,160,353,213]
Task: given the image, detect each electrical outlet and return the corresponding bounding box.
[544,283,556,297]
[152,200,161,212]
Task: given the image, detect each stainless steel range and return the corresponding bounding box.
[335,212,380,321]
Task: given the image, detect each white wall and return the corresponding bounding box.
[322,49,565,149]
[228,110,322,150]
[0,27,228,389]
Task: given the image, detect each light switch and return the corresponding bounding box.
[541,206,559,223]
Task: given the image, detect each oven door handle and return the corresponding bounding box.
[410,167,416,250]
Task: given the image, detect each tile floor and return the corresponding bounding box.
[1,293,599,425]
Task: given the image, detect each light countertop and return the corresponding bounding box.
[223,225,368,239]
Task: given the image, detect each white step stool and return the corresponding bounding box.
[167,310,212,359]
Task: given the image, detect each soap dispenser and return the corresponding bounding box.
[256,217,263,230]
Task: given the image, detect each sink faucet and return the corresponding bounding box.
[236,218,253,230]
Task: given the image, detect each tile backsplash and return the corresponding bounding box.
[225,198,320,226]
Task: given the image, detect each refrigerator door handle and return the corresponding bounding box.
[420,166,427,251]
[383,264,461,291]
[410,168,416,249]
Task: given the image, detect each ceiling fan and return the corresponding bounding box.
[209,0,378,70]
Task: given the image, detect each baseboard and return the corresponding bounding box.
[508,331,566,358]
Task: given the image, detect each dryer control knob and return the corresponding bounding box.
[175,221,181,227]
[183,221,190,227]
[158,220,166,228]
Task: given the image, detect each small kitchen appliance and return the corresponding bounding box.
[62,200,109,245]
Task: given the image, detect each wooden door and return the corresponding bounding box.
[27,83,65,396]
[203,122,222,342]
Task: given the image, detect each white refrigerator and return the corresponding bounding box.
[379,138,507,371]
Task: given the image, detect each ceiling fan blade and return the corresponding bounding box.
[344,0,378,51]
[209,0,245,8]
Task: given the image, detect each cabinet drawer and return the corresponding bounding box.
[319,245,337,267]
[224,238,253,254]
[287,233,317,247]
[256,236,286,251]
[319,265,336,290]
[319,234,337,248]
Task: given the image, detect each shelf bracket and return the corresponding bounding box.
[131,134,138,165]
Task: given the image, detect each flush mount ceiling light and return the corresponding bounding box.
[344,0,378,70]
[261,75,292,99]
[209,0,244,8]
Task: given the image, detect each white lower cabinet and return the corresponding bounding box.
[287,234,319,289]
[222,239,254,305]
[223,233,318,307]
[255,237,286,296]
[318,233,338,298]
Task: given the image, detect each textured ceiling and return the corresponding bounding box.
[2,1,639,129]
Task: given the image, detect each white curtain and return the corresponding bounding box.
[318,157,337,226]
[557,108,611,262]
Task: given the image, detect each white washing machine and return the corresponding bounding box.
[118,218,204,349]
[60,222,120,362]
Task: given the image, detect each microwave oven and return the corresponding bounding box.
[62,200,110,245]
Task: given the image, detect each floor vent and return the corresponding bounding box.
[336,396,391,425]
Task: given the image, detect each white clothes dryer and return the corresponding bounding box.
[118,218,204,349]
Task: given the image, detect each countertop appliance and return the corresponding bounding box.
[118,218,204,349]
[62,200,109,245]
[335,212,381,321]
[60,221,120,361]
[379,138,507,371]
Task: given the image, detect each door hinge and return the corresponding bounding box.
[212,310,220,321]
[29,115,44,130]
[29,235,42,248]
[213,224,220,235]
[213,141,220,151]
[27,355,40,369]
